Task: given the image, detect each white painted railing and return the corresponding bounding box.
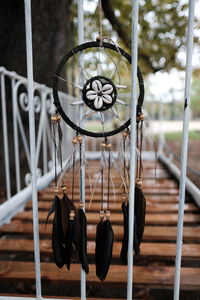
[0,67,75,201]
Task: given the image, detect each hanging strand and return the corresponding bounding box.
[101,155,104,213]
[71,136,78,203]
[77,135,84,208]
[105,140,112,220]
[52,123,57,189]
[51,114,60,193]
[98,0,103,40]
[136,120,139,180]
[123,137,126,195]
[99,140,106,220]
[139,120,144,179]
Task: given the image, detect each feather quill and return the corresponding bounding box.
[120,201,128,264]
[77,208,89,273]
[52,195,65,268]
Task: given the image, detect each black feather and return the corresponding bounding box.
[78,208,89,273]
[95,219,114,281]
[52,195,65,268]
[134,186,146,255]
[120,201,128,264]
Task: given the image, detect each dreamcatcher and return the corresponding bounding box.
[47,1,146,282]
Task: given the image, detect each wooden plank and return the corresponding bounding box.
[0,295,125,300]
[1,223,200,241]
[0,262,200,290]
[42,188,179,196]
[13,211,200,225]
[1,239,200,260]
[38,194,180,203]
[48,180,178,190]
[25,201,198,213]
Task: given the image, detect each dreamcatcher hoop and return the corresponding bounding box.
[53,41,145,138]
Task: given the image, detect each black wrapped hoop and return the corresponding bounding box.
[53,41,144,138]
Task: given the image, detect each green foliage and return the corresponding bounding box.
[164,130,200,141]
[85,0,199,75]
[191,76,200,118]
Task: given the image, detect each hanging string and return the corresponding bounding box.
[78,135,84,206]
[98,0,103,39]
[71,138,77,203]
[52,122,57,190]
[136,120,140,180]
[139,120,143,180]
[101,156,104,213]
[107,146,111,212]
[123,137,126,195]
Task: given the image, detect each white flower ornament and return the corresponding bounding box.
[86,80,114,109]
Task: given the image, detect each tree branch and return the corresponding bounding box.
[101,0,165,73]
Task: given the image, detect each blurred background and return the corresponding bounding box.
[0,0,200,191]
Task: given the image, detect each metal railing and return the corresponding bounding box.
[0,67,75,200]
[0,66,77,226]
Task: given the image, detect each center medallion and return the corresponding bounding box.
[82,76,117,111]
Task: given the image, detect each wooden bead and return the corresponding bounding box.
[106,210,111,219]
[122,194,127,201]
[101,142,106,149]
[106,143,112,150]
[139,113,144,121]
[122,130,129,138]
[136,178,142,187]
[99,210,104,220]
[61,184,66,192]
[51,115,57,123]
[72,137,78,145]
[56,114,61,122]
[77,135,83,143]
[69,210,75,220]
[79,202,84,209]
[54,186,58,194]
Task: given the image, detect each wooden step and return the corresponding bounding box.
[38,193,181,203]
[13,211,200,225]
[50,178,178,186]
[25,201,198,213]
[0,262,199,290]
[0,295,125,300]
[1,223,200,242]
[1,239,200,260]
[43,188,179,196]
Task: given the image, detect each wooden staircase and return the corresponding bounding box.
[0,160,200,299]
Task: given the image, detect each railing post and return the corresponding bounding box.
[24,1,42,299]
[0,71,11,200]
[173,1,196,299]
[127,0,139,299]
[78,0,86,299]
